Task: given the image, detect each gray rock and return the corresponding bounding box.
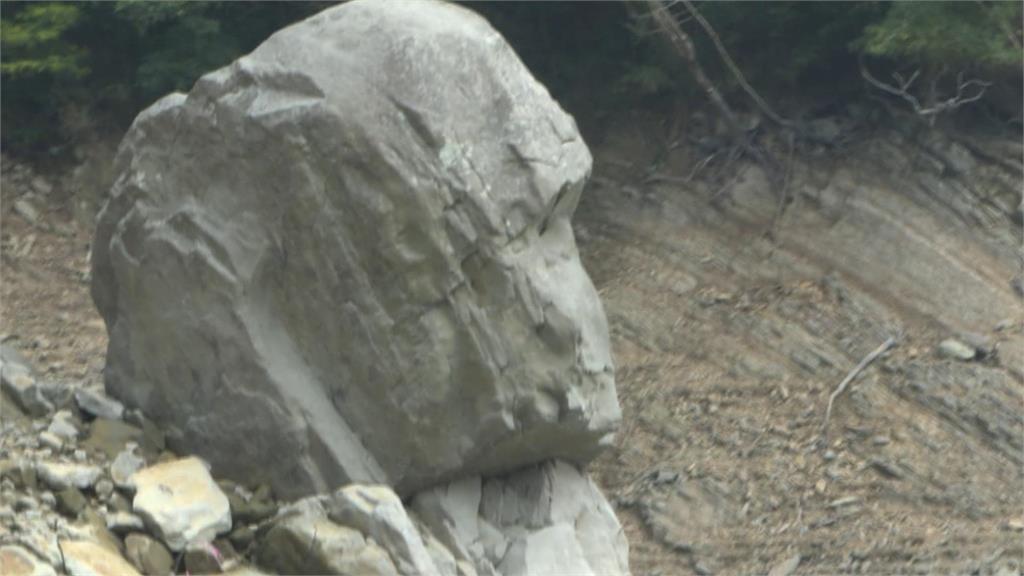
[413,460,628,576]
[130,456,232,551]
[39,491,56,509]
[74,388,124,421]
[1,347,52,418]
[60,539,141,576]
[327,485,439,575]
[91,0,619,498]
[498,523,592,576]
[55,487,88,517]
[938,338,976,361]
[256,497,399,576]
[13,199,39,225]
[46,411,79,441]
[94,479,114,500]
[105,511,145,534]
[83,420,142,459]
[38,432,63,452]
[124,534,173,576]
[31,177,53,196]
[0,544,57,576]
[36,462,102,491]
[109,446,145,489]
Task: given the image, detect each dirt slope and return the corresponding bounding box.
[581,116,1023,575]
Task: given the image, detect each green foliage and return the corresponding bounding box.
[860,2,1022,70]
[0,0,329,154]
[1,3,87,77]
[115,2,241,100]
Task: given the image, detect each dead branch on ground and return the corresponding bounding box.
[821,335,899,441]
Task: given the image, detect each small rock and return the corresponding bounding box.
[74,388,124,421]
[0,544,57,576]
[83,420,143,459]
[227,525,254,550]
[124,533,173,576]
[56,487,88,518]
[768,553,801,576]
[937,339,976,361]
[61,539,141,576]
[105,511,145,535]
[30,177,52,196]
[46,411,79,440]
[94,479,114,500]
[73,450,87,462]
[110,447,145,489]
[108,493,132,514]
[2,371,53,418]
[829,496,861,508]
[15,462,38,491]
[38,432,63,452]
[871,436,890,446]
[185,541,227,574]
[13,199,39,225]
[823,450,837,461]
[995,319,1016,332]
[130,457,232,551]
[39,492,56,509]
[227,489,278,525]
[13,495,38,512]
[36,462,102,491]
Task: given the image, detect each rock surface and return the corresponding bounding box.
[73,388,124,421]
[129,456,232,550]
[258,497,399,575]
[91,0,619,498]
[1,346,53,417]
[60,539,141,576]
[0,545,56,576]
[414,460,629,576]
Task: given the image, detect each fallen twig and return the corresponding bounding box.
[821,335,898,437]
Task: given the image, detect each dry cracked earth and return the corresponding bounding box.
[2,111,1023,575]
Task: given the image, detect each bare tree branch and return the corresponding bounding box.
[860,60,992,125]
[679,0,792,128]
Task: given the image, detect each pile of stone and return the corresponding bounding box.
[13,1,634,574]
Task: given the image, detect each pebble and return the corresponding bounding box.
[124,533,174,576]
[937,339,976,361]
[56,487,87,517]
[36,461,102,490]
[46,411,79,440]
[768,554,802,576]
[13,199,40,225]
[38,431,63,451]
[110,446,145,489]
[39,491,56,508]
[74,387,125,421]
[94,478,114,500]
[106,511,146,535]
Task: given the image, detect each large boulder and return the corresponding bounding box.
[91,0,619,498]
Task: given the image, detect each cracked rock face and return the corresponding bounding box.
[91,0,620,498]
